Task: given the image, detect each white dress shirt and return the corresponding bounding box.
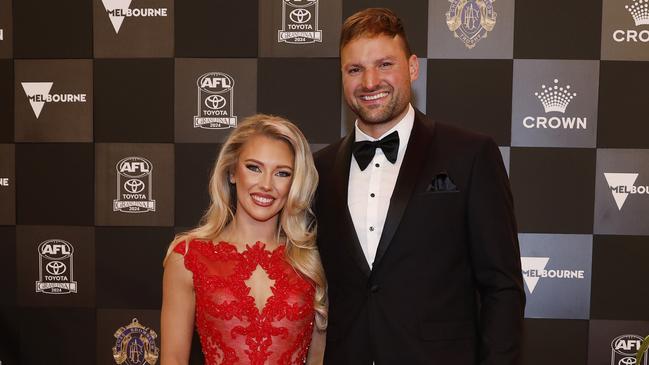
[348,104,415,268]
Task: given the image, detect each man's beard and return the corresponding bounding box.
[350,91,407,125]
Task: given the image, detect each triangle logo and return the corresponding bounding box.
[521,257,550,293]
[102,0,132,34]
[604,173,639,210]
[21,82,54,119]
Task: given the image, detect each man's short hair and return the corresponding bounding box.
[340,8,412,57]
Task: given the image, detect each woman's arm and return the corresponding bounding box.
[306,326,326,365]
[160,251,195,365]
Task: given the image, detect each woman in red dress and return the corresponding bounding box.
[161,114,327,365]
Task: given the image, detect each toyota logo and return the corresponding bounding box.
[46,261,67,275]
[205,94,226,110]
[124,179,145,193]
[619,357,637,365]
[290,8,311,23]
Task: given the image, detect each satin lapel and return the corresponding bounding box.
[334,133,371,276]
[372,113,436,269]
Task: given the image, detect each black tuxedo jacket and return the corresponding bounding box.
[314,111,525,365]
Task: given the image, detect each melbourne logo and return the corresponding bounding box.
[113,318,159,365]
[113,157,156,213]
[35,239,77,295]
[522,78,587,130]
[446,0,497,49]
[194,72,237,130]
[520,257,585,293]
[21,82,87,119]
[604,172,649,210]
[102,0,168,34]
[0,177,9,188]
[611,334,648,365]
[278,0,322,44]
[613,0,649,42]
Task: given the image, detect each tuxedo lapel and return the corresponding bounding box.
[333,134,371,276]
[372,113,436,269]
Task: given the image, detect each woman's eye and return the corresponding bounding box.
[246,164,261,172]
[276,170,292,177]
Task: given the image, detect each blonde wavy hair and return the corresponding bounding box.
[165,114,327,330]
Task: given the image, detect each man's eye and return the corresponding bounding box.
[380,62,393,69]
[246,164,261,172]
[348,67,360,75]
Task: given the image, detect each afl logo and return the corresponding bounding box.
[197,72,234,94]
[114,156,156,213]
[278,0,322,44]
[194,72,238,130]
[36,239,77,294]
[611,334,647,365]
[39,239,73,260]
[117,157,153,178]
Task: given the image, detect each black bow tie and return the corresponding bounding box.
[352,131,400,171]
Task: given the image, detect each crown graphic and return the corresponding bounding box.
[626,0,649,26]
[534,79,577,114]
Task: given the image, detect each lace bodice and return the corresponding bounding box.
[173,240,315,365]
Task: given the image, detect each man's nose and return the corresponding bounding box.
[362,69,379,90]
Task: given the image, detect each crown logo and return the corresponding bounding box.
[626,0,649,26]
[534,79,577,114]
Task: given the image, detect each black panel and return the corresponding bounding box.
[175,0,259,57]
[174,143,221,228]
[16,144,94,225]
[522,318,589,365]
[94,59,174,142]
[591,235,649,320]
[0,306,19,365]
[513,0,602,59]
[510,147,596,233]
[258,58,341,144]
[95,227,173,309]
[14,0,92,58]
[0,227,16,307]
[597,61,649,148]
[0,60,12,142]
[426,59,513,145]
[19,308,95,365]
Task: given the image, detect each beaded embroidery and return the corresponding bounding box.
[174,240,315,365]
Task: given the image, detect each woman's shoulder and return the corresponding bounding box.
[171,237,214,255]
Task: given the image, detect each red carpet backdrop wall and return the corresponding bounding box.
[1,0,648,364]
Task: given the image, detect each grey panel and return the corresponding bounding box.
[95,143,174,226]
[594,149,649,235]
[427,0,514,59]
[14,59,93,142]
[519,233,592,319]
[601,0,649,61]
[175,58,258,143]
[511,60,599,148]
[93,0,174,58]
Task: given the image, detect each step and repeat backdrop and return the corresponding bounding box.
[1,0,649,364]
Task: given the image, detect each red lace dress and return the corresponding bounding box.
[173,240,315,365]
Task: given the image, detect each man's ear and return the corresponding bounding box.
[408,54,419,82]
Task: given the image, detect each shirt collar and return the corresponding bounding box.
[354,104,415,158]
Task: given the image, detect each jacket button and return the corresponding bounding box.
[370,284,380,293]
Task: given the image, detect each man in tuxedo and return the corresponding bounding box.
[314,8,525,365]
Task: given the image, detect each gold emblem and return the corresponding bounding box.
[112,318,159,365]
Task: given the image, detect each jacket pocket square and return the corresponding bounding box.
[426,172,458,193]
